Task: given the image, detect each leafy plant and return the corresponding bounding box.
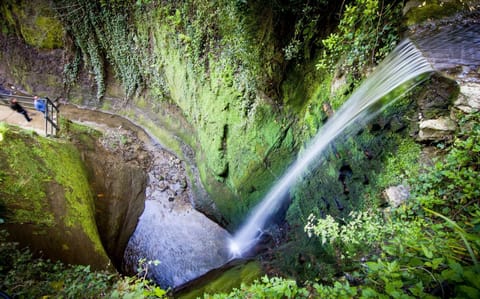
[303,112,480,298]
[304,211,394,259]
[54,0,143,101]
[205,276,309,299]
[317,0,402,83]
[0,230,167,298]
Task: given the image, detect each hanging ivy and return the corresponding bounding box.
[53,0,143,102]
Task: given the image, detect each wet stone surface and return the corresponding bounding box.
[59,104,232,289]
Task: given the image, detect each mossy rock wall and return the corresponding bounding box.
[1,0,477,229]
[0,0,105,103]
[0,124,112,270]
[59,113,150,270]
[0,1,298,225]
[0,0,63,49]
[126,3,298,225]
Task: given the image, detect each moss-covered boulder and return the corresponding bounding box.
[0,0,63,49]
[403,0,475,26]
[58,107,151,270]
[0,123,112,270]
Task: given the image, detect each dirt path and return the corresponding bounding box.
[0,104,47,135]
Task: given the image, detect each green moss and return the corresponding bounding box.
[26,16,63,49]
[0,127,54,226]
[131,5,297,223]
[134,97,148,109]
[177,261,263,299]
[0,3,15,34]
[405,0,469,26]
[36,140,97,236]
[1,0,64,49]
[100,100,112,111]
[0,124,104,255]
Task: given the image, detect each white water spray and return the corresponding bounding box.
[230,39,434,257]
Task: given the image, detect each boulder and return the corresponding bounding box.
[418,117,457,141]
[454,82,480,113]
[383,185,411,208]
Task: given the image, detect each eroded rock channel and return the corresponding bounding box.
[61,104,232,289]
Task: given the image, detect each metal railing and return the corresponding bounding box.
[43,97,59,137]
[0,93,60,137]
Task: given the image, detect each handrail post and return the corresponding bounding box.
[44,97,59,137]
[45,100,48,136]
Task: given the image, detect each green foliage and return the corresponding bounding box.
[63,50,82,92]
[414,112,480,215]
[302,112,480,298]
[317,0,402,83]
[54,0,143,101]
[280,0,330,61]
[0,2,15,34]
[205,276,309,299]
[372,136,421,190]
[174,0,268,104]
[55,0,106,101]
[305,211,395,259]
[313,281,358,299]
[0,230,167,298]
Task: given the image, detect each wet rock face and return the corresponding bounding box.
[0,127,113,271]
[0,36,65,97]
[61,105,233,289]
[413,75,460,142]
[455,82,480,112]
[123,137,232,289]
[416,75,458,119]
[59,105,156,269]
[418,117,458,141]
[66,121,151,269]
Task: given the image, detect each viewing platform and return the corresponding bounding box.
[0,86,59,137]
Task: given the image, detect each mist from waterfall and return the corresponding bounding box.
[229,39,434,257]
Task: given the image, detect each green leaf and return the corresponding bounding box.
[431,258,444,270]
[441,269,462,282]
[366,261,381,271]
[361,287,379,298]
[457,285,480,298]
[463,269,480,288]
[421,245,433,259]
[410,282,425,297]
[385,280,403,297]
[154,287,166,297]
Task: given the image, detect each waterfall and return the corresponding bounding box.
[229,39,434,257]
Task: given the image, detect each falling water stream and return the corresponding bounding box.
[121,18,479,290]
[229,39,435,257]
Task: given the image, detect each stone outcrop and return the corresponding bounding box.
[383,184,411,208]
[68,125,150,269]
[455,82,480,112]
[418,117,457,141]
[0,126,113,271]
[60,104,232,289]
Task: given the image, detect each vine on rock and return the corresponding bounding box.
[317,0,403,83]
[53,0,143,102]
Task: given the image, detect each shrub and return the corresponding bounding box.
[0,230,166,298]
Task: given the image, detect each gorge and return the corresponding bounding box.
[1,1,480,298]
